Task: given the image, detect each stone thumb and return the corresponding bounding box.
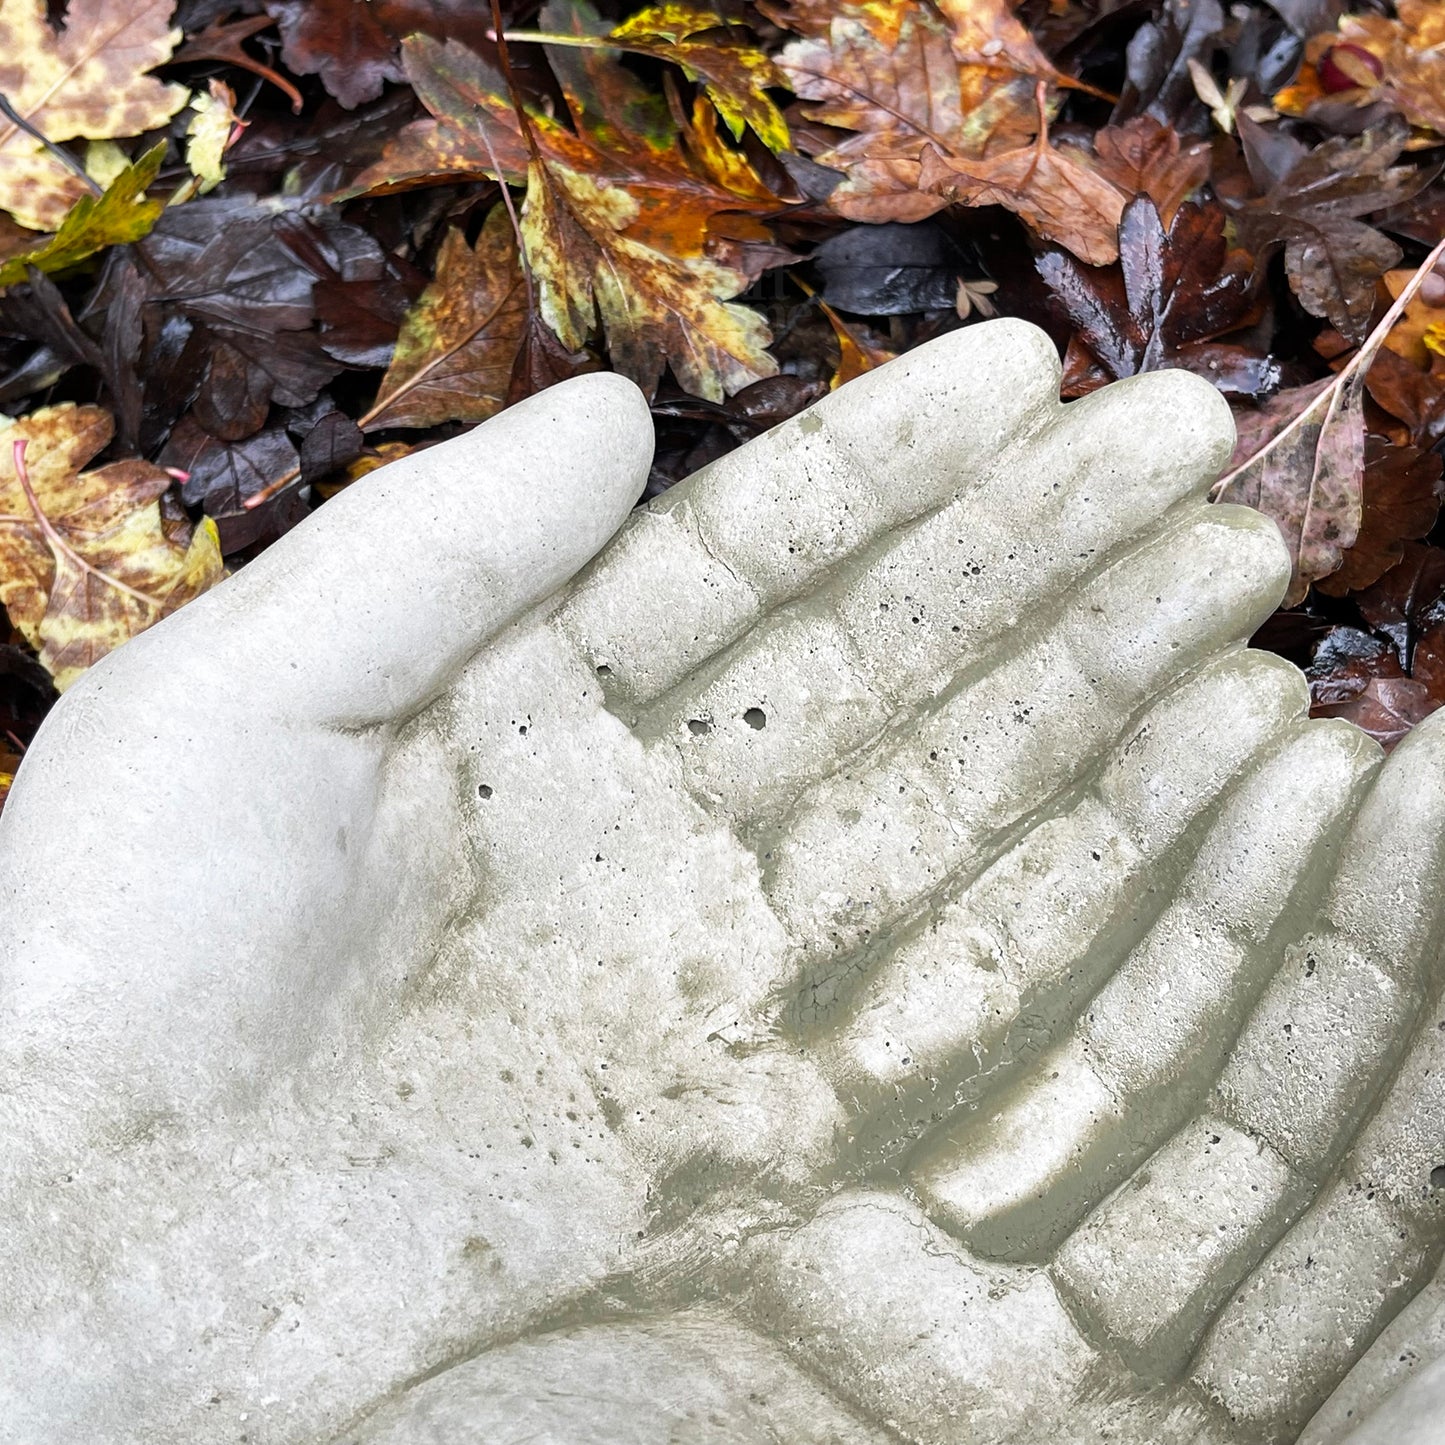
[179,373,653,725]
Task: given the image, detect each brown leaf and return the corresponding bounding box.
[1038,194,1269,393]
[1230,117,1424,344]
[0,0,188,230]
[767,0,1052,223]
[0,405,224,688]
[1218,374,1364,605]
[364,208,529,431]
[1315,433,1443,595]
[173,14,303,113]
[1216,236,1445,604]
[920,97,1129,266]
[262,0,500,110]
[1087,117,1211,228]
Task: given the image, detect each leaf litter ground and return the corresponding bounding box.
[1,0,1444,809]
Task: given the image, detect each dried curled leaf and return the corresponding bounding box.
[365,207,529,431]
[0,404,224,688]
[0,0,188,230]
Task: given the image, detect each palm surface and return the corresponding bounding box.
[1,321,1442,1444]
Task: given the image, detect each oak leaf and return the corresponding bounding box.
[365,207,530,431]
[0,0,188,231]
[0,405,224,689]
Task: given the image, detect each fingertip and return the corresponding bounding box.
[1107,368,1237,477]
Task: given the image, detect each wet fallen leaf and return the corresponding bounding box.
[365,207,529,430]
[1216,236,1445,604]
[921,87,1132,266]
[0,143,166,288]
[1087,117,1211,228]
[1230,117,1426,343]
[508,5,790,150]
[1315,433,1443,595]
[348,29,782,399]
[1039,194,1272,396]
[0,0,188,231]
[1275,0,1445,140]
[261,0,500,110]
[0,404,224,688]
[185,80,243,194]
[766,0,1056,222]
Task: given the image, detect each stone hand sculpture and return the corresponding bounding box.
[2,319,1443,1445]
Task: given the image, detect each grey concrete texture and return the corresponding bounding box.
[1,318,1442,1443]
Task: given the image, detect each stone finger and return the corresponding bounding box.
[630,370,1236,835]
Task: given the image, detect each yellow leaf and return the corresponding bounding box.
[186,79,241,193]
[0,0,188,230]
[0,404,225,689]
[0,143,166,288]
[84,139,129,187]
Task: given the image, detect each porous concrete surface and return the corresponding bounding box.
[1,321,1442,1443]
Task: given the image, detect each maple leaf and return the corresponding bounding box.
[1216,235,1445,605]
[364,207,530,431]
[0,142,166,288]
[1229,116,1428,344]
[0,405,223,689]
[919,86,1130,266]
[505,5,790,151]
[1038,195,1272,396]
[345,30,782,400]
[765,0,1057,222]
[0,0,188,231]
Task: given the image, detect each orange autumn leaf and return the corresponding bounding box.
[346,29,785,400]
[919,87,1129,265]
[766,0,1095,222]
